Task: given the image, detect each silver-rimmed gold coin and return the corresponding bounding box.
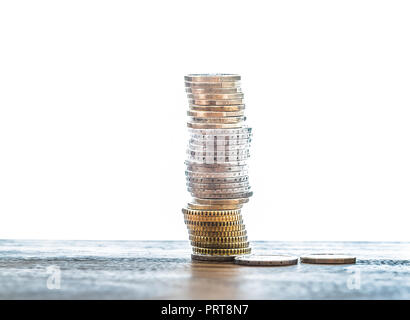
[193,198,249,205]
[191,254,236,262]
[190,105,245,112]
[188,229,247,237]
[192,246,251,256]
[182,208,241,216]
[184,74,241,82]
[186,87,242,94]
[185,81,241,88]
[300,254,356,264]
[234,255,299,266]
[188,99,244,106]
[191,241,250,249]
[189,191,253,199]
[187,93,244,100]
[189,117,246,124]
[189,235,248,243]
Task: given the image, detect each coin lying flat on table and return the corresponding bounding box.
[300,254,356,264]
[234,255,299,266]
[191,254,236,262]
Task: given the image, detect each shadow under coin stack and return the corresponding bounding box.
[183,74,252,262]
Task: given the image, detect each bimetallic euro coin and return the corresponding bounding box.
[300,254,356,264]
[187,122,243,129]
[234,255,299,266]
[186,176,249,184]
[188,127,252,135]
[187,110,245,118]
[189,116,246,124]
[189,191,253,199]
[193,198,249,205]
[185,171,249,179]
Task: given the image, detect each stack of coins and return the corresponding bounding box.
[183,74,252,261]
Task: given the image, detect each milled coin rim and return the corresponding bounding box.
[234,254,299,266]
[300,253,357,264]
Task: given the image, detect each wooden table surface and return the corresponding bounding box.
[0,240,409,299]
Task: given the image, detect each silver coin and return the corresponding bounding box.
[191,254,236,262]
[300,254,356,264]
[185,81,241,88]
[234,255,299,266]
[187,149,249,157]
[189,139,252,147]
[188,127,251,135]
[188,186,251,194]
[187,181,250,190]
[189,191,253,199]
[187,93,245,100]
[189,117,246,124]
[188,143,251,151]
[185,171,249,178]
[186,87,242,94]
[186,176,249,184]
[185,74,241,82]
[189,133,252,140]
[185,161,248,171]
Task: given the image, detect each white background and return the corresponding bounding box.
[1,1,409,241]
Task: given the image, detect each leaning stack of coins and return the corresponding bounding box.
[183,74,252,261]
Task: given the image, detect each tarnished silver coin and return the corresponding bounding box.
[186,87,242,94]
[185,171,249,178]
[300,254,356,264]
[187,181,250,190]
[186,176,249,184]
[185,81,241,88]
[189,127,252,135]
[190,104,246,112]
[185,74,241,82]
[234,255,299,266]
[187,93,245,100]
[191,254,236,262]
[189,191,253,199]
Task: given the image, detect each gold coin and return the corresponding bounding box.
[189,235,248,243]
[186,224,246,232]
[188,99,244,106]
[187,93,244,100]
[193,198,249,205]
[192,246,251,256]
[191,241,250,249]
[184,74,241,82]
[187,110,245,118]
[186,87,242,94]
[190,105,245,112]
[188,229,247,237]
[184,213,242,222]
[187,122,243,129]
[184,220,243,227]
[187,202,242,210]
[182,208,241,216]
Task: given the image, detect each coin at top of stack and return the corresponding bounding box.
[182,74,253,261]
